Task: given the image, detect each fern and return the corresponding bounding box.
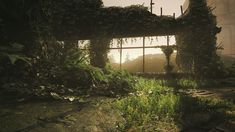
[0,43,30,64]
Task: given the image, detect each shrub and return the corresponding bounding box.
[106,70,136,96]
[60,64,108,89]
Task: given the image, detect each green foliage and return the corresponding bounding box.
[105,69,136,96]
[0,43,30,89]
[46,0,103,39]
[94,5,176,39]
[60,64,108,89]
[160,78,224,89]
[25,40,92,93]
[175,79,198,89]
[176,0,225,78]
[115,78,180,130]
[45,0,177,40]
[30,65,136,98]
[89,37,111,68]
[114,78,234,131]
[0,43,30,64]
[64,49,88,67]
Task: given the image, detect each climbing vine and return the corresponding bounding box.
[176,0,225,78]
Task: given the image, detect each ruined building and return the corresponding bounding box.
[183,0,235,56]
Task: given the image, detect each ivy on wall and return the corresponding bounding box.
[176,0,225,78]
[47,3,178,40]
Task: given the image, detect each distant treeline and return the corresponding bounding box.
[110,54,235,73]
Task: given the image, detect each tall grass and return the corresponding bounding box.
[115,78,180,130]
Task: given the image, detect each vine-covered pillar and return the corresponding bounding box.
[176,0,225,78]
[89,37,111,68]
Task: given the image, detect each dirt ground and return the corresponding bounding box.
[0,97,124,132]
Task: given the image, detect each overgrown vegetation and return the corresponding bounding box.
[0,0,235,131]
[1,51,136,99]
[114,78,234,131]
[0,43,29,64]
[89,37,111,68]
[115,78,179,131]
[176,0,225,78]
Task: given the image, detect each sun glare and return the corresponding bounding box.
[102,0,184,64]
[108,36,176,63]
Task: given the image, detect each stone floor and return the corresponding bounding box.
[0,97,124,132]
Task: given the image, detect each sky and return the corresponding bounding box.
[101,0,186,63]
[103,0,185,16]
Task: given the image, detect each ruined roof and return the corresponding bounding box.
[49,3,180,40]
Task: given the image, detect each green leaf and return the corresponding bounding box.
[7,54,30,64]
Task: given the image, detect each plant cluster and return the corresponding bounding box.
[89,37,111,68]
[176,0,225,78]
[0,39,136,99]
[115,78,180,130]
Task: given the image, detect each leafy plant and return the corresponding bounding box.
[0,43,30,64]
[61,64,108,89]
[105,69,136,96]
